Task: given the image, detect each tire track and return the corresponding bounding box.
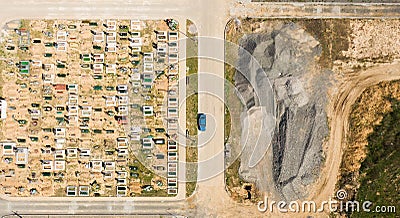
[310,62,400,205]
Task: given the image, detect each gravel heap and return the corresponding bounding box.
[235,22,330,201]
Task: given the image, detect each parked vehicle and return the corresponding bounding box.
[197,113,206,131]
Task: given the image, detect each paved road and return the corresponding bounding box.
[231,2,400,18]
[0,199,184,216]
[2,0,400,216]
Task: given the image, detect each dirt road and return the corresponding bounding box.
[310,61,400,206]
[199,61,400,217]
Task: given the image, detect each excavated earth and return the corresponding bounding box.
[234,22,331,201]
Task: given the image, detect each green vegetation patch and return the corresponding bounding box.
[225,159,245,198]
[185,19,199,198]
[351,98,400,218]
[186,93,198,136]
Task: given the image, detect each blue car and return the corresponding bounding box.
[197,113,206,131]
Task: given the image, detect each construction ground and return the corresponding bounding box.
[224,18,400,215]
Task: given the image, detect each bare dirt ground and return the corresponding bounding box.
[200,60,400,218]
[223,18,400,217]
[310,61,400,204]
[310,19,400,205]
